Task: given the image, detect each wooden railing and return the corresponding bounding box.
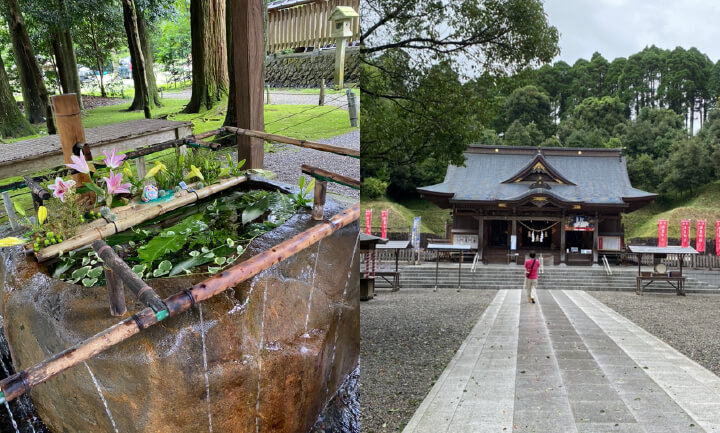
[267,0,360,52]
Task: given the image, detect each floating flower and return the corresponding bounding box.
[66,153,90,174]
[48,177,76,202]
[0,237,25,247]
[144,161,167,179]
[185,165,205,182]
[37,206,47,226]
[103,170,131,196]
[102,148,126,169]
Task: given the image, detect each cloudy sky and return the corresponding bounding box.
[542,0,720,64]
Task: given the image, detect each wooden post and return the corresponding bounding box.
[51,94,92,189]
[319,79,326,106]
[347,89,358,127]
[104,266,127,316]
[2,192,19,230]
[312,179,327,221]
[593,212,599,264]
[265,86,270,105]
[135,156,147,185]
[233,0,265,169]
[334,37,346,89]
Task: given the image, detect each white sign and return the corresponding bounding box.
[453,234,478,248]
[510,235,517,250]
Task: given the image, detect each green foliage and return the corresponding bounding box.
[291,176,315,209]
[501,85,555,138]
[361,177,388,200]
[660,139,713,196]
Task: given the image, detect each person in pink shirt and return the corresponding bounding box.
[524,251,540,303]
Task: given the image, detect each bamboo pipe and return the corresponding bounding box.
[0,204,359,404]
[223,126,360,158]
[301,165,360,190]
[93,240,168,316]
[34,175,248,262]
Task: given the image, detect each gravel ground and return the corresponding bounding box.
[360,288,497,432]
[164,89,356,109]
[590,291,720,376]
[264,129,359,200]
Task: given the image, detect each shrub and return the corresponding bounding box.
[361,177,388,199]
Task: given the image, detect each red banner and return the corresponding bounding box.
[658,219,668,247]
[697,220,706,252]
[380,210,388,239]
[365,209,372,235]
[681,220,690,248]
[716,221,720,256]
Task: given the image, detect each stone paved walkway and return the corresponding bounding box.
[403,289,720,433]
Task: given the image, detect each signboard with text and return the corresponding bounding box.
[365,209,372,235]
[697,220,706,252]
[681,220,690,248]
[412,216,421,251]
[380,210,388,239]
[658,219,668,248]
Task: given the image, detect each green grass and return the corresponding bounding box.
[269,87,359,96]
[623,181,720,239]
[360,197,452,236]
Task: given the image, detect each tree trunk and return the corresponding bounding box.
[137,11,162,107]
[89,21,106,98]
[223,0,235,127]
[0,55,35,138]
[184,0,228,113]
[2,0,56,133]
[122,0,151,118]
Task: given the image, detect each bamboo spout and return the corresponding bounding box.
[0,204,359,404]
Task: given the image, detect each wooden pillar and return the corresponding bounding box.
[233,0,265,169]
[311,180,327,220]
[478,217,484,262]
[560,211,566,264]
[593,211,599,264]
[334,37,347,89]
[51,94,92,188]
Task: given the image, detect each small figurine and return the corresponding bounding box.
[141,184,159,202]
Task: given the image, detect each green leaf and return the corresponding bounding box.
[52,259,75,279]
[12,200,26,217]
[138,232,186,264]
[132,264,146,279]
[82,277,98,287]
[189,250,200,257]
[83,181,105,197]
[242,195,270,225]
[236,245,245,255]
[71,266,91,282]
[169,245,233,276]
[82,257,90,266]
[158,260,172,272]
[153,267,170,277]
[214,256,226,265]
[207,266,221,274]
[299,176,305,189]
[226,238,234,247]
[87,267,103,279]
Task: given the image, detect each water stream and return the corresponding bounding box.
[255,279,269,433]
[198,304,213,433]
[84,362,119,433]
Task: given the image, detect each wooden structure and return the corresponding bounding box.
[375,240,411,291]
[0,118,192,180]
[267,0,360,52]
[427,243,471,290]
[360,233,386,301]
[419,146,656,266]
[629,245,698,296]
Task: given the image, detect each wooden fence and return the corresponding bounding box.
[267,0,360,52]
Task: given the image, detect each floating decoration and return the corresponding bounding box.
[141,184,159,202]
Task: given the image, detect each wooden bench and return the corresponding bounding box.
[636,275,686,296]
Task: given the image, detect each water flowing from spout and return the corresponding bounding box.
[198,304,213,433]
[255,279,269,433]
[84,362,119,433]
[303,240,323,336]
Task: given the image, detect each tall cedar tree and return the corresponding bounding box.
[184,0,228,113]
[122,0,151,118]
[0,54,35,138]
[2,0,55,133]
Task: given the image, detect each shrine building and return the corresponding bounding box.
[417,146,656,265]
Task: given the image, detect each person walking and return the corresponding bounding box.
[524,251,540,303]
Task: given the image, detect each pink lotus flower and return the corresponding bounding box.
[103,170,131,196]
[48,177,76,202]
[66,153,90,174]
[102,148,126,169]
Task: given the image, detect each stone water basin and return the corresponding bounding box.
[0,179,359,433]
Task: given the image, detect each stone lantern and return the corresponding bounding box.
[328,6,358,89]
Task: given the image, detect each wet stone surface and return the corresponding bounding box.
[0,199,359,433]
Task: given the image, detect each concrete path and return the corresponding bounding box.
[403,289,720,433]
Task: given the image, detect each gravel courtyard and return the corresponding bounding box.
[360,288,497,433]
[590,291,720,376]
